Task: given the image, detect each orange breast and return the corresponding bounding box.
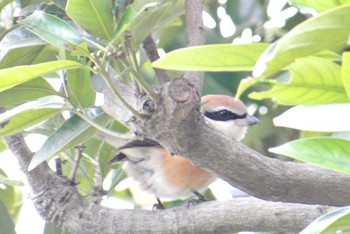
[159,151,216,192]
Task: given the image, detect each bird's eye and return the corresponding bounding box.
[217,110,230,120]
[204,110,247,121]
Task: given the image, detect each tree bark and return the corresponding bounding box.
[2,133,336,233]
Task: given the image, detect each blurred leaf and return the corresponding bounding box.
[128,2,183,46]
[0,95,66,124]
[0,140,6,152]
[250,57,348,105]
[0,77,57,106]
[289,0,350,13]
[153,43,269,71]
[273,104,350,132]
[300,206,350,234]
[0,27,46,50]
[44,222,72,234]
[0,108,61,136]
[20,11,82,49]
[0,60,89,92]
[52,0,67,10]
[0,173,24,186]
[270,137,350,174]
[28,108,110,171]
[66,0,115,41]
[254,4,350,77]
[0,0,12,10]
[0,200,16,234]
[342,52,350,100]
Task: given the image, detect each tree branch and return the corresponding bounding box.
[183,0,205,93]
[1,132,336,233]
[104,78,350,207]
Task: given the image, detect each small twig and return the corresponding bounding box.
[184,0,205,93]
[142,35,170,83]
[68,144,85,184]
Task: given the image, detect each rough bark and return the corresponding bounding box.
[2,133,337,233]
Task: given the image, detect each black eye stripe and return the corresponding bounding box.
[204,110,247,121]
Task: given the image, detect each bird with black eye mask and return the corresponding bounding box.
[110,94,258,208]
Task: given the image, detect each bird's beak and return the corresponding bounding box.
[246,115,259,126]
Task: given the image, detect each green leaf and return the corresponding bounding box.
[270,137,350,174]
[300,206,350,234]
[250,57,348,105]
[66,0,115,41]
[342,52,350,100]
[28,108,110,171]
[128,2,183,46]
[0,200,16,234]
[0,27,46,50]
[20,11,82,49]
[0,78,57,106]
[273,104,350,132]
[0,46,46,69]
[290,0,350,13]
[254,4,350,77]
[44,222,72,234]
[66,57,96,108]
[0,60,89,92]
[0,95,66,124]
[0,108,61,136]
[153,43,270,71]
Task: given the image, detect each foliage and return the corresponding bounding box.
[0,0,349,233]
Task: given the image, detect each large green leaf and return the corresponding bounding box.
[273,104,350,132]
[66,0,115,41]
[342,52,350,100]
[0,27,46,50]
[0,60,88,92]
[28,108,110,171]
[0,200,16,234]
[270,137,350,174]
[250,57,348,105]
[300,206,350,234]
[0,78,57,106]
[0,95,66,124]
[153,43,270,71]
[0,46,46,69]
[254,4,350,77]
[20,11,82,48]
[290,0,350,13]
[0,108,61,136]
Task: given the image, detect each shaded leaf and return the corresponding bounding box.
[0,200,16,234]
[0,27,46,50]
[300,206,350,234]
[254,4,350,77]
[44,222,72,234]
[290,0,350,13]
[0,46,46,69]
[153,43,270,71]
[66,0,115,41]
[0,60,89,92]
[0,108,61,136]
[342,52,350,100]
[273,104,350,132]
[0,96,66,124]
[20,11,82,48]
[28,108,110,171]
[0,77,57,106]
[270,137,350,174]
[250,57,348,105]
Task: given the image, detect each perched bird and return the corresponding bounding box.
[111,95,258,206]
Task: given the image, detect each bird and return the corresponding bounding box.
[110,94,258,207]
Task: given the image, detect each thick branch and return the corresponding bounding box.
[183,0,205,93]
[120,79,350,207]
[1,132,336,233]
